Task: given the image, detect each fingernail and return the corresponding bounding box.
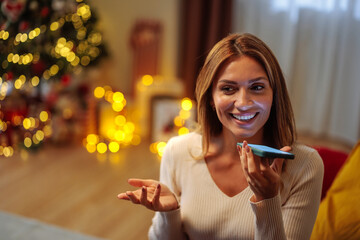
[157,184,160,189]
[142,186,146,191]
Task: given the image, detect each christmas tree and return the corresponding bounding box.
[0,0,107,157]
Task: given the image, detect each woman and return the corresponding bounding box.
[118,33,324,239]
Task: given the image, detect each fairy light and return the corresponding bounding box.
[151,97,195,158]
[0,1,105,158]
[85,86,141,157]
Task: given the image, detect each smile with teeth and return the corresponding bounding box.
[231,113,258,121]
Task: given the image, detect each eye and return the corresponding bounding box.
[221,86,236,94]
[250,84,265,91]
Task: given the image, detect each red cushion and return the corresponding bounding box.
[313,146,348,199]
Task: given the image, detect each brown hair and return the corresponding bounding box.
[195,33,296,156]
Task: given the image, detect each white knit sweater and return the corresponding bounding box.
[148,132,324,240]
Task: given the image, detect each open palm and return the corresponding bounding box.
[117,178,179,212]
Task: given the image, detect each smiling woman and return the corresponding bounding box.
[118,33,324,240]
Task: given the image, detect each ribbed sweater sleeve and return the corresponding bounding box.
[148,138,187,240]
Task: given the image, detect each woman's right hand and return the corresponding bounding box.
[117,178,179,212]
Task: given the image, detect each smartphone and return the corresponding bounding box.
[237,143,295,159]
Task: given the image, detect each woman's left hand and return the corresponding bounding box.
[238,140,291,202]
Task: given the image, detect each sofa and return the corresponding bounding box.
[311,141,360,240]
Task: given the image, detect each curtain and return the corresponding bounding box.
[179,0,233,99]
[232,0,360,145]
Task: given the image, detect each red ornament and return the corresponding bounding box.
[40,6,49,18]
[61,74,71,86]
[31,60,46,75]
[19,21,30,32]
[5,72,14,80]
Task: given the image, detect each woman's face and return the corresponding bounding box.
[211,56,273,142]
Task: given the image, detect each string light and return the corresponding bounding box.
[1,1,105,158]
[84,86,141,157]
[151,97,195,158]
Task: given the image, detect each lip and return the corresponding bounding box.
[230,112,258,124]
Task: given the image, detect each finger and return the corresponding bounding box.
[152,184,161,207]
[280,146,291,152]
[245,142,261,174]
[128,178,157,188]
[140,186,148,203]
[117,193,130,200]
[126,191,140,204]
[238,141,248,173]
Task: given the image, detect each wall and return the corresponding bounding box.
[90,0,181,94]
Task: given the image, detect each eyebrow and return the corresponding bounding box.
[218,77,268,84]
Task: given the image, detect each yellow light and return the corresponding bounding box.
[23,118,31,129]
[112,102,124,112]
[57,37,66,47]
[7,53,13,62]
[109,141,120,153]
[3,31,9,40]
[43,125,52,137]
[124,122,135,133]
[114,130,125,141]
[66,52,76,62]
[178,127,189,135]
[29,30,36,39]
[156,142,167,157]
[0,121,6,131]
[97,142,107,154]
[86,143,96,153]
[50,22,59,31]
[34,27,41,35]
[50,64,59,75]
[112,92,124,103]
[3,147,12,157]
[29,117,36,128]
[14,79,23,89]
[141,75,153,86]
[31,76,40,86]
[71,56,80,66]
[20,33,28,42]
[149,142,157,153]
[39,111,49,122]
[80,56,90,66]
[32,134,40,144]
[87,134,99,145]
[114,115,126,126]
[94,86,105,98]
[179,109,191,120]
[35,130,45,141]
[181,98,193,111]
[15,33,21,42]
[13,54,20,63]
[24,137,32,148]
[174,116,184,127]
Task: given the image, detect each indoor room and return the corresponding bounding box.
[1,0,359,239]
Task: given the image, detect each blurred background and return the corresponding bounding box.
[0,0,359,239]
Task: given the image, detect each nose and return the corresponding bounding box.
[234,88,253,110]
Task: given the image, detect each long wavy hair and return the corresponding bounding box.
[195,33,296,157]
